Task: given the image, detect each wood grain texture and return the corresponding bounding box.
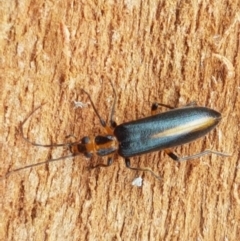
[1,1,240,240]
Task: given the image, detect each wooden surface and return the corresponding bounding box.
[1,1,240,240]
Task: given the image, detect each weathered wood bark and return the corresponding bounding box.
[1,1,240,240]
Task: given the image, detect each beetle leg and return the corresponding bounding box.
[90,156,114,169]
[185,101,197,107]
[165,149,231,162]
[151,102,198,115]
[151,103,174,115]
[125,158,161,180]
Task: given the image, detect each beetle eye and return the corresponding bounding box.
[81,136,90,144]
[84,152,92,158]
[77,144,86,153]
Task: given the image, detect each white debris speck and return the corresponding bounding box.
[132,177,143,187]
[73,101,88,109]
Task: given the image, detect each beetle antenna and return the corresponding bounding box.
[19,104,80,148]
[81,89,107,127]
[2,153,83,179]
[109,81,117,128]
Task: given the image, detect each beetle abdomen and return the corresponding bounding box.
[114,106,221,157]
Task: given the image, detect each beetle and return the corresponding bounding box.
[5,82,230,179]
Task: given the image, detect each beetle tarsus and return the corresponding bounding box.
[165,149,231,162]
[125,158,161,180]
[90,156,114,169]
[151,101,197,115]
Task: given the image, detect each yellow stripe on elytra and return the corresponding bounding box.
[151,117,217,139]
